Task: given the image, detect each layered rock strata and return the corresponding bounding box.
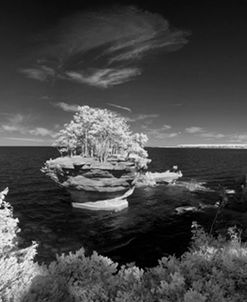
[42,156,137,209]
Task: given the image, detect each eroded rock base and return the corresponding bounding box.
[72,199,128,212]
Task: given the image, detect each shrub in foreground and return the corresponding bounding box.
[1,188,247,302]
[0,188,41,302]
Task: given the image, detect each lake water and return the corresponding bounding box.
[1,147,247,267]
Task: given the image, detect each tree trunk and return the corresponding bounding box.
[85,131,88,157]
[81,143,84,156]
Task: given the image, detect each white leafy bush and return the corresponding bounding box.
[0,188,40,302]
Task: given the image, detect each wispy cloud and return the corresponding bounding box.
[0,113,55,137]
[200,132,225,139]
[108,28,188,64]
[29,127,55,137]
[141,123,178,142]
[0,114,25,134]
[185,126,225,140]
[53,102,79,112]
[128,113,159,122]
[1,125,20,132]
[168,133,179,138]
[107,103,132,112]
[20,6,189,88]
[161,124,172,130]
[228,134,247,143]
[184,126,226,139]
[65,68,141,88]
[185,126,247,143]
[185,126,204,134]
[40,95,53,100]
[147,129,179,140]
[20,66,56,81]
[9,113,24,124]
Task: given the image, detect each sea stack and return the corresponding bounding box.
[42,105,150,211]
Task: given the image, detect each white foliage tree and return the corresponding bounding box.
[53,123,78,156]
[0,188,40,301]
[53,105,150,168]
[127,133,150,169]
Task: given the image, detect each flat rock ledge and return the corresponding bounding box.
[136,171,183,187]
[43,156,135,171]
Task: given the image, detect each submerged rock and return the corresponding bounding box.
[169,180,212,192]
[175,202,218,215]
[175,206,199,215]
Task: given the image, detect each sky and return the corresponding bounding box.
[1,0,247,146]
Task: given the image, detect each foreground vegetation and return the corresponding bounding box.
[1,189,247,302]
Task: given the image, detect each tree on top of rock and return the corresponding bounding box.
[53,105,150,168]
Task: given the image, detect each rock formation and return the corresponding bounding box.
[42,156,137,211]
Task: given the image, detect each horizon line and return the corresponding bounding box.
[1,143,247,149]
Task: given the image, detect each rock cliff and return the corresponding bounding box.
[42,156,137,205]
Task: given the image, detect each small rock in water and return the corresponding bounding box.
[175,206,198,215]
[225,189,236,194]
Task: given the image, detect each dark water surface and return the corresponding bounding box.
[1,147,247,267]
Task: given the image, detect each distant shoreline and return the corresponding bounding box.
[1,145,247,150]
[151,145,247,149]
